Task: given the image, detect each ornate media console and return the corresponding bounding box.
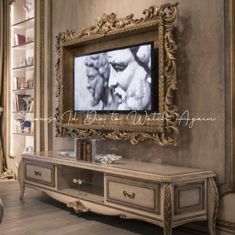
[18,152,219,235]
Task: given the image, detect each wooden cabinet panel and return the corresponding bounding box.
[174,182,206,215]
[105,175,159,214]
[25,161,55,187]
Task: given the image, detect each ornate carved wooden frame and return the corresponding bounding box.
[55,3,179,145]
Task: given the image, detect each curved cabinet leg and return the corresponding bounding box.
[0,198,3,223]
[18,158,25,200]
[164,183,173,235]
[207,177,219,235]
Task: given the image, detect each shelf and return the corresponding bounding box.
[12,133,34,136]
[12,65,34,71]
[9,0,36,159]
[12,17,34,29]
[12,88,34,92]
[12,111,34,114]
[12,41,34,49]
[60,188,104,203]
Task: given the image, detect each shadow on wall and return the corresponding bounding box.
[105,14,194,165]
[96,14,194,163]
[173,14,193,158]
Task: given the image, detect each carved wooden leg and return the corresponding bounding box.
[19,184,25,200]
[0,198,3,223]
[163,183,173,235]
[18,158,25,200]
[207,177,219,235]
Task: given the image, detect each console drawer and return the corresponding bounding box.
[105,175,160,214]
[25,161,55,187]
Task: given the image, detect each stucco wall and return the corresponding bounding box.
[51,0,225,185]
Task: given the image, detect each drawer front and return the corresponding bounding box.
[25,162,55,187]
[106,176,159,214]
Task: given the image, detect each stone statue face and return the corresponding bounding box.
[107,47,151,110]
[85,54,110,107]
[107,49,136,92]
[86,67,105,106]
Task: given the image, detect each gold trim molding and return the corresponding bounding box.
[55,3,179,145]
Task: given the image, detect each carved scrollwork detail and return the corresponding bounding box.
[164,183,172,235]
[67,201,89,214]
[55,3,179,145]
[120,214,127,219]
[80,13,139,37]
[209,177,219,230]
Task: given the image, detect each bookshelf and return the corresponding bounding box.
[9,0,35,158]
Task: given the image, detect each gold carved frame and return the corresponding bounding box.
[55,3,179,145]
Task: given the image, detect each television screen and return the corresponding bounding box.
[74,41,155,112]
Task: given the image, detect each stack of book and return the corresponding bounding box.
[74,138,97,162]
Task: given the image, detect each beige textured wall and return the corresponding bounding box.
[51,0,225,184]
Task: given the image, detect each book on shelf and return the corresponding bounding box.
[75,141,83,160]
[14,34,26,46]
[82,142,87,161]
[74,138,98,162]
[86,141,92,162]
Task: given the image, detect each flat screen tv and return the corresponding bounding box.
[73,41,156,113]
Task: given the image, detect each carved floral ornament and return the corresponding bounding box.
[55,3,179,145]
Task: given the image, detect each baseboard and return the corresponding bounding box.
[180,222,235,235]
[217,221,235,235]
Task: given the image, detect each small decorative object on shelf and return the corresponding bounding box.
[95,154,122,164]
[56,151,75,158]
[26,76,34,89]
[28,98,34,112]
[24,146,33,153]
[23,0,33,19]
[26,37,33,43]
[22,120,31,133]
[14,34,26,46]
[23,96,33,112]
[27,56,33,66]
[15,77,28,89]
[15,94,31,112]
[19,57,27,67]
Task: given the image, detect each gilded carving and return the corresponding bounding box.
[164,183,172,235]
[67,201,89,213]
[0,168,16,181]
[55,3,179,145]
[209,177,219,232]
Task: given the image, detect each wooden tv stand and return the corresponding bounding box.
[18,152,218,235]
